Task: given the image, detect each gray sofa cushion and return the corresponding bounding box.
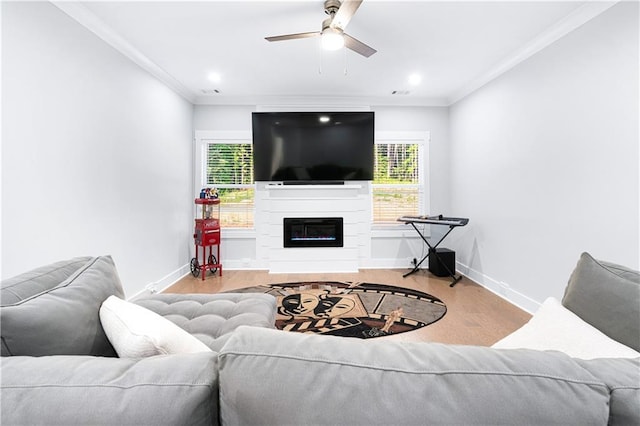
[219,326,610,425]
[135,293,276,352]
[1,256,125,357]
[1,352,218,425]
[576,357,640,426]
[562,252,640,352]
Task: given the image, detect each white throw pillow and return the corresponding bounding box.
[100,295,212,358]
[492,297,640,360]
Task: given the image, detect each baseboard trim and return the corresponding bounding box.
[456,261,539,314]
[361,257,418,269]
[130,263,191,300]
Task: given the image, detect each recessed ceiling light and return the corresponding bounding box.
[408,73,422,86]
[208,72,221,83]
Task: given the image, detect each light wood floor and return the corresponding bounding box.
[165,269,531,346]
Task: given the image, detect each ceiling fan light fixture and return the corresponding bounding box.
[321,27,344,51]
[265,0,375,58]
[408,73,422,86]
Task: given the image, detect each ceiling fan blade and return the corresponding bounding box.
[330,0,362,30]
[265,32,320,42]
[344,33,376,57]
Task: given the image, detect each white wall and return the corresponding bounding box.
[1,2,194,297]
[193,105,450,269]
[194,105,256,131]
[449,2,639,311]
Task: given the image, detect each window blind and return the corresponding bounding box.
[373,143,422,223]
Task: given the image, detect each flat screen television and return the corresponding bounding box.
[252,111,374,183]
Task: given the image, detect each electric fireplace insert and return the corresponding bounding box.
[283,217,344,248]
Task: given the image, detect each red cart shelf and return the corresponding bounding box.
[191,198,222,280]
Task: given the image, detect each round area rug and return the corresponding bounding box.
[231,282,446,339]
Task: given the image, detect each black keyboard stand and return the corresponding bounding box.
[399,216,469,287]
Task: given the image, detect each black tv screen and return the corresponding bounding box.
[252,112,374,183]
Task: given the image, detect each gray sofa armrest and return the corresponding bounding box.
[219,326,610,425]
[1,352,219,426]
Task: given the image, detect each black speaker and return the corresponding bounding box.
[428,248,456,277]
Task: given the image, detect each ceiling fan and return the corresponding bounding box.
[265,0,377,58]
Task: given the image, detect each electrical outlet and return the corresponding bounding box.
[412,258,417,266]
[145,283,158,294]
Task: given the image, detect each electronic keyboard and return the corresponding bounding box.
[397,215,469,227]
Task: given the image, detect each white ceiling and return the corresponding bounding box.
[56,1,616,106]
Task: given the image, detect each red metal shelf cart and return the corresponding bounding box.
[191,198,222,280]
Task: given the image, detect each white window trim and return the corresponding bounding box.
[372,131,430,231]
[194,130,255,236]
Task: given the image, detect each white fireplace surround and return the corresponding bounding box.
[255,182,371,273]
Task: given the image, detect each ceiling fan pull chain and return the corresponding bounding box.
[343,46,348,76]
[318,39,323,75]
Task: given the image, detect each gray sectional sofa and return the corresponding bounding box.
[2,253,639,425]
[1,256,276,425]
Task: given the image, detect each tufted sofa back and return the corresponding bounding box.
[134,293,277,352]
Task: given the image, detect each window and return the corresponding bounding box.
[373,132,428,224]
[197,132,255,228]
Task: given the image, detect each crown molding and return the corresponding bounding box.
[448,1,620,105]
[50,1,196,104]
[194,94,450,107]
